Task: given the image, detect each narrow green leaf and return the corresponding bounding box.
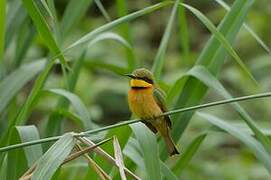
[177,0,190,64]
[87,32,132,49]
[173,133,206,175]
[166,75,188,106]
[123,138,144,169]
[7,129,28,180]
[61,0,93,36]
[0,156,7,180]
[95,0,111,22]
[54,109,85,128]
[197,112,271,172]
[13,23,36,68]
[152,0,180,79]
[32,133,76,180]
[11,59,55,126]
[186,65,271,153]
[64,2,171,53]
[16,125,43,167]
[215,0,271,53]
[21,0,67,66]
[7,125,42,180]
[4,0,26,49]
[85,31,133,72]
[116,0,135,71]
[46,51,86,137]
[130,123,161,180]
[160,161,178,180]
[182,3,258,86]
[45,89,92,130]
[0,59,46,114]
[46,0,61,43]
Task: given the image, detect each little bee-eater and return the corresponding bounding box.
[126,68,179,156]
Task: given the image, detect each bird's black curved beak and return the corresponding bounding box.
[124,74,135,78]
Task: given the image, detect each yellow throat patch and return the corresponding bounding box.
[130,79,152,88]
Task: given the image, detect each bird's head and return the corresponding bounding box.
[125,68,154,89]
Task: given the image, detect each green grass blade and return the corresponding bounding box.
[12,59,55,125]
[13,23,36,68]
[4,1,26,50]
[182,3,258,86]
[152,0,179,79]
[197,112,271,172]
[7,125,42,180]
[95,0,111,22]
[45,89,92,130]
[215,0,271,53]
[65,2,171,53]
[32,133,76,180]
[173,133,207,175]
[61,0,93,37]
[167,75,188,106]
[177,0,190,65]
[162,0,254,160]
[116,0,135,71]
[54,109,85,127]
[160,161,178,180]
[21,0,67,67]
[15,126,43,167]
[0,0,6,60]
[46,0,61,43]
[0,155,7,180]
[46,52,86,137]
[87,32,132,49]
[186,65,271,153]
[123,138,144,169]
[0,59,46,114]
[130,123,161,180]
[7,129,28,180]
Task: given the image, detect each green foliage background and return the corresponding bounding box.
[1,0,271,179]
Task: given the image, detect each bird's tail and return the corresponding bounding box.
[164,133,180,156]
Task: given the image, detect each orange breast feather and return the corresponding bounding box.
[128,87,162,119]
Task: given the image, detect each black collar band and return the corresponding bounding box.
[131,86,149,89]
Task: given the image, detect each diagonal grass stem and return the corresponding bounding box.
[1,92,271,152]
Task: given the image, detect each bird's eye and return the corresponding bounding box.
[142,77,153,84]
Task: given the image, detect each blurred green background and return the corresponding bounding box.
[1,0,271,179]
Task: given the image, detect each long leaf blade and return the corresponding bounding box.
[215,0,271,53]
[46,88,92,130]
[152,0,180,79]
[0,59,46,114]
[182,3,257,86]
[130,123,161,180]
[173,133,206,175]
[32,133,76,180]
[186,65,271,153]
[197,112,271,172]
[64,2,171,52]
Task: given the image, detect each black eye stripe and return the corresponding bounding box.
[135,77,153,84]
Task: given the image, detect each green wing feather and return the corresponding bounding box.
[153,86,172,128]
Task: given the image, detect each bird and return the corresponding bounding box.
[126,68,179,156]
